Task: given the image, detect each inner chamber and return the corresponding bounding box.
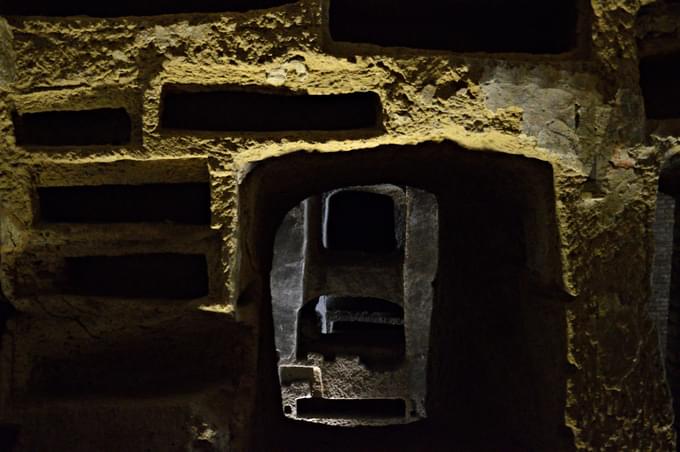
[271,184,437,426]
[240,142,572,451]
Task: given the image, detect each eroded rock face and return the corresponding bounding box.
[0,0,677,450]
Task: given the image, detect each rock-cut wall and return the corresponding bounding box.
[0,0,678,450]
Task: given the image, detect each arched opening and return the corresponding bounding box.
[237,142,572,451]
[270,183,434,427]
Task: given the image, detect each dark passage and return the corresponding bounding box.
[0,0,296,16]
[161,87,381,133]
[0,425,19,452]
[297,296,405,368]
[640,50,680,119]
[297,398,406,419]
[63,254,209,299]
[38,183,211,224]
[329,0,578,54]
[324,190,396,253]
[13,108,131,147]
[241,143,571,451]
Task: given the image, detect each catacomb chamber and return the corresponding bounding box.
[271,185,437,425]
[1,0,678,449]
[238,142,573,450]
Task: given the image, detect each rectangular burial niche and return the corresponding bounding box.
[62,253,209,299]
[296,398,406,419]
[160,86,382,134]
[239,143,571,451]
[38,183,211,224]
[328,0,579,54]
[0,0,296,17]
[27,313,251,397]
[13,108,131,147]
[296,295,406,368]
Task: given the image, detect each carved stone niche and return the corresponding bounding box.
[271,184,438,427]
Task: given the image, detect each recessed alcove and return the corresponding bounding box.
[323,190,398,254]
[328,0,580,54]
[640,50,680,120]
[269,183,431,426]
[160,86,382,134]
[38,183,210,224]
[27,312,250,397]
[12,108,131,147]
[296,296,406,367]
[237,142,571,451]
[296,398,406,420]
[0,0,297,17]
[62,253,209,299]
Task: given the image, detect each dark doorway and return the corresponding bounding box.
[238,142,572,451]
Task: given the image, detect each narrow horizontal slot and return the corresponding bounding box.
[38,183,210,224]
[13,108,131,146]
[296,398,406,419]
[62,254,209,299]
[329,0,578,54]
[640,51,680,119]
[0,0,296,16]
[323,296,403,315]
[329,321,403,334]
[160,87,381,132]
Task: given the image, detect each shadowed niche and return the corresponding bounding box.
[329,0,579,54]
[0,0,297,16]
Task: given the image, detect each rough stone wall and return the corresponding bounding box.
[0,0,677,450]
[651,192,674,354]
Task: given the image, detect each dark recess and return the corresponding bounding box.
[657,163,680,452]
[0,425,19,452]
[297,398,406,419]
[0,289,16,361]
[161,87,381,132]
[28,314,250,397]
[329,321,402,334]
[0,296,18,451]
[324,296,403,315]
[38,183,211,224]
[324,191,396,253]
[640,50,680,119]
[0,298,15,339]
[241,143,571,451]
[0,0,296,16]
[297,297,405,368]
[13,108,131,147]
[329,0,578,54]
[62,254,209,299]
